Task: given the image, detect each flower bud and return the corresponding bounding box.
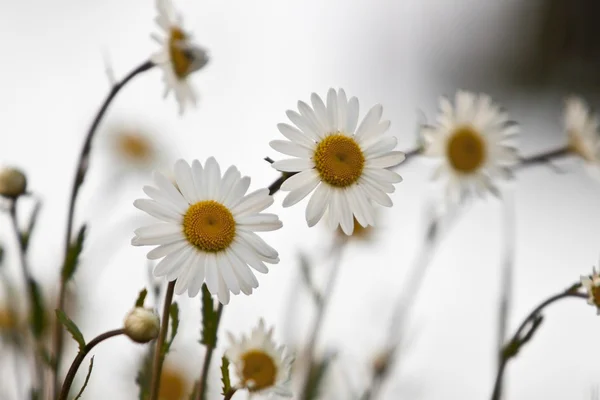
[124,307,160,343]
[0,167,27,198]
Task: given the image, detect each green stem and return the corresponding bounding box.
[223,388,238,400]
[149,280,176,400]
[52,59,154,397]
[58,329,124,400]
[490,284,587,400]
[194,303,224,400]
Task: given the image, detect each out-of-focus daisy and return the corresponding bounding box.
[581,268,600,314]
[151,0,209,114]
[225,319,293,397]
[270,88,405,235]
[336,216,375,242]
[564,96,600,177]
[422,91,518,202]
[159,365,190,400]
[132,158,282,304]
[106,123,160,172]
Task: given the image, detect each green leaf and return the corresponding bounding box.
[55,309,85,351]
[220,356,232,396]
[200,284,219,348]
[135,348,153,400]
[61,225,87,283]
[22,199,42,251]
[135,288,148,308]
[28,278,46,339]
[74,356,94,400]
[162,302,180,355]
[302,353,336,400]
[0,244,5,268]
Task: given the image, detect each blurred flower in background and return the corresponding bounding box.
[563,96,600,179]
[158,364,191,400]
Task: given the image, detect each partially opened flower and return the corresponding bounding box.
[564,96,600,177]
[270,88,405,235]
[581,268,600,314]
[226,319,293,397]
[423,91,518,202]
[132,158,282,304]
[151,0,209,114]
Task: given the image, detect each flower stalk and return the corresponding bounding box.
[149,280,176,400]
[194,303,224,400]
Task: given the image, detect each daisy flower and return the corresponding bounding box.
[132,158,282,304]
[151,0,209,114]
[225,319,293,397]
[270,89,405,235]
[564,96,600,177]
[422,91,518,202]
[581,268,600,314]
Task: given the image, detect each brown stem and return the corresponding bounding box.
[223,388,238,400]
[52,60,154,396]
[58,329,125,400]
[149,280,176,400]
[490,284,587,400]
[515,147,570,170]
[194,303,224,400]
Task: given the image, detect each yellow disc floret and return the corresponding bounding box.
[446,126,486,173]
[169,28,192,79]
[183,200,236,252]
[313,134,365,187]
[241,350,277,391]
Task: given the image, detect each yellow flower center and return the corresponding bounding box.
[117,133,153,162]
[241,350,277,391]
[313,134,365,187]
[159,368,186,400]
[446,126,486,173]
[169,28,192,79]
[183,200,236,252]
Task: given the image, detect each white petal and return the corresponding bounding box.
[146,240,188,260]
[287,109,320,142]
[216,269,231,305]
[298,101,326,139]
[134,199,182,224]
[216,252,240,295]
[217,166,241,204]
[174,159,198,203]
[327,190,341,230]
[281,173,320,207]
[132,231,183,246]
[205,157,221,199]
[366,151,406,168]
[191,160,206,199]
[166,246,194,281]
[153,247,188,276]
[364,167,403,183]
[277,123,315,148]
[237,213,280,225]
[354,187,376,225]
[269,140,312,158]
[271,158,314,173]
[327,88,339,131]
[238,221,283,232]
[346,96,359,134]
[346,186,369,227]
[362,172,395,193]
[311,93,330,134]
[338,191,354,235]
[143,186,186,214]
[134,223,182,240]
[224,176,251,209]
[360,179,393,207]
[363,136,398,158]
[205,253,219,295]
[188,252,206,297]
[236,230,278,259]
[228,247,259,288]
[153,171,189,209]
[305,183,330,227]
[355,104,383,141]
[174,249,197,295]
[232,189,273,216]
[337,89,348,134]
[232,240,270,273]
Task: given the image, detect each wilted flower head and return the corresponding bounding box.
[132,158,282,304]
[151,0,209,114]
[225,319,293,397]
[0,167,27,198]
[581,268,600,314]
[422,91,518,202]
[124,307,160,343]
[270,88,405,236]
[564,97,600,178]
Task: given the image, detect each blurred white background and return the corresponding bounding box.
[1,0,600,399]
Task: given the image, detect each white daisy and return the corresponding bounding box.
[132,158,282,305]
[564,96,600,177]
[269,88,405,235]
[151,0,209,114]
[581,268,600,315]
[422,91,518,202]
[225,319,293,397]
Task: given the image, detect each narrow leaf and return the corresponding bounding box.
[74,356,94,400]
[302,354,336,400]
[163,302,180,354]
[135,288,148,308]
[40,347,56,371]
[22,199,42,251]
[220,356,232,395]
[61,225,87,283]
[135,348,153,400]
[0,244,5,268]
[28,278,46,339]
[55,309,85,351]
[200,284,218,348]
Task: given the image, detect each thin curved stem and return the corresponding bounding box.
[515,147,570,170]
[149,280,176,400]
[52,60,154,395]
[490,284,587,400]
[58,329,124,400]
[194,303,224,400]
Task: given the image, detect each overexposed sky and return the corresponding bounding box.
[1,1,600,399]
